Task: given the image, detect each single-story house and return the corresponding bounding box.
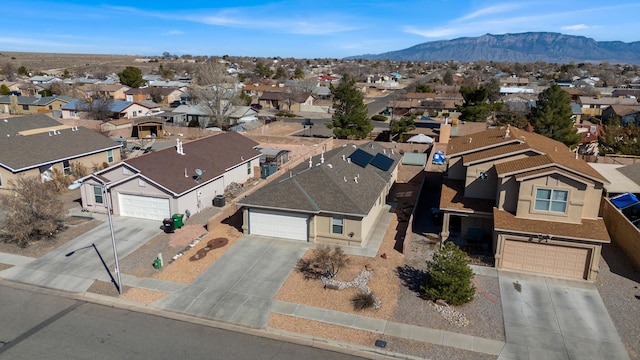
[0,114,122,190]
[237,142,401,245]
[61,100,161,119]
[0,95,73,115]
[75,131,261,220]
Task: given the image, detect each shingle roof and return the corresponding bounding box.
[493,208,610,242]
[238,142,401,216]
[462,143,534,165]
[0,118,121,172]
[124,132,260,195]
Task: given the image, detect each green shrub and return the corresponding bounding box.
[351,291,376,310]
[420,241,475,305]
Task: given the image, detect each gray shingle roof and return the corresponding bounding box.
[0,116,121,172]
[238,142,401,216]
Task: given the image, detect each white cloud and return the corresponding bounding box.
[561,24,590,31]
[456,4,524,22]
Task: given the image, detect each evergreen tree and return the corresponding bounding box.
[530,84,581,147]
[294,67,305,79]
[118,66,145,88]
[421,242,475,306]
[390,114,417,142]
[327,74,373,139]
[456,84,503,122]
[443,70,454,85]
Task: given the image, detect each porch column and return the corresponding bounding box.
[440,212,451,248]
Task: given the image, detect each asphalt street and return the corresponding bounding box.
[0,283,366,360]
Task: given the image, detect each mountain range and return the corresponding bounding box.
[347,32,640,64]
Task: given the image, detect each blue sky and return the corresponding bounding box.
[3,1,639,59]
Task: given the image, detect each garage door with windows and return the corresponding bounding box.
[502,239,590,279]
[119,194,171,221]
[249,208,308,241]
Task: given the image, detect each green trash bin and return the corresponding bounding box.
[172,213,184,229]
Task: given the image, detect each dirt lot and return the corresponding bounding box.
[0,52,159,76]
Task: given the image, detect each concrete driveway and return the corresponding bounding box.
[152,235,308,329]
[498,271,630,360]
[0,215,161,293]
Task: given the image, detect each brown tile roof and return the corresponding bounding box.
[449,125,608,183]
[439,178,495,214]
[493,208,610,242]
[463,143,533,165]
[495,154,553,175]
[124,132,260,195]
[513,166,594,184]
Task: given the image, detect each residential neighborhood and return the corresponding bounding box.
[0,52,639,360]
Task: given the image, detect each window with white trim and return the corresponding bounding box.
[107,150,114,163]
[93,186,103,204]
[332,216,344,234]
[247,162,251,175]
[534,188,568,213]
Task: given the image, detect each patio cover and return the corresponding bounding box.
[407,134,434,144]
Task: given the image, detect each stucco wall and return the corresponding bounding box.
[516,174,593,223]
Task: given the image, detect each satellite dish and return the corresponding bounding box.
[195,169,203,176]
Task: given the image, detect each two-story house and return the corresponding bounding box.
[0,95,73,115]
[440,125,610,280]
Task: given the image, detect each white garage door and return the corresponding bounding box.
[502,240,590,279]
[119,194,170,221]
[249,209,308,241]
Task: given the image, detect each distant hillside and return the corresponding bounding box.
[347,32,640,64]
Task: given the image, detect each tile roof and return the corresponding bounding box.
[513,166,594,185]
[495,154,553,175]
[439,178,495,214]
[462,143,534,165]
[449,125,608,183]
[0,121,121,172]
[238,142,402,216]
[123,132,260,195]
[493,208,610,242]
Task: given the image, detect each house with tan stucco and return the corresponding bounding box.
[440,125,610,280]
[0,114,121,191]
[237,142,401,246]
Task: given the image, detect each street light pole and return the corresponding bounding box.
[68,181,122,294]
[103,185,122,294]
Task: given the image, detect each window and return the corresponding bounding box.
[62,160,72,175]
[107,150,114,163]
[132,111,138,117]
[332,216,344,234]
[534,188,568,213]
[247,162,251,175]
[93,186,103,204]
[22,105,29,111]
[48,105,53,110]
[0,175,3,187]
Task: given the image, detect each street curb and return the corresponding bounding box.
[0,278,412,360]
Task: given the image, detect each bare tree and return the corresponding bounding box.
[0,176,65,248]
[188,61,242,129]
[2,62,16,81]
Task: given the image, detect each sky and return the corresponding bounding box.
[3,1,640,59]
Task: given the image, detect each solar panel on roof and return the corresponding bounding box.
[349,149,374,168]
[370,153,394,171]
